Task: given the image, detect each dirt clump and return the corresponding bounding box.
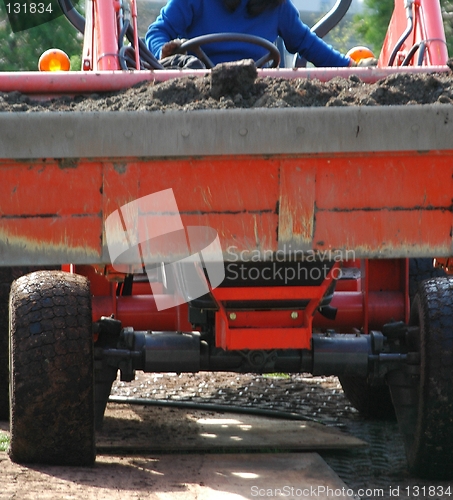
[210,58,258,99]
[0,59,452,112]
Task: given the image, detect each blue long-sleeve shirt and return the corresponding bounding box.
[145,0,351,67]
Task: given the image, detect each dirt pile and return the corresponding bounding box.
[0,59,453,112]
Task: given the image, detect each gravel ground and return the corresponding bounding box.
[112,372,453,499]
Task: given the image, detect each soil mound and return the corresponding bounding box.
[1,59,452,112]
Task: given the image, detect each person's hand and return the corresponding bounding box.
[161,39,187,58]
[356,57,378,67]
[349,57,378,67]
[346,46,376,67]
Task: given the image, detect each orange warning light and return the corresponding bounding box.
[38,49,71,72]
[346,46,376,63]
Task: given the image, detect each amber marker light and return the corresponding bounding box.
[346,46,376,63]
[38,49,71,71]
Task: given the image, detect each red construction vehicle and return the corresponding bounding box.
[0,0,452,481]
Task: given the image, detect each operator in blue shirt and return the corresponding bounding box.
[145,0,354,68]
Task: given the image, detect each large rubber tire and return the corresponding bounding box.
[339,258,446,421]
[9,271,95,465]
[389,277,453,479]
[0,267,53,421]
[338,376,395,419]
[0,269,11,421]
[409,258,446,302]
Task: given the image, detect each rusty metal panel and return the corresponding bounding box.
[278,161,316,251]
[313,210,453,257]
[0,159,103,264]
[0,151,453,265]
[0,160,103,215]
[309,152,453,257]
[0,216,102,264]
[133,157,280,213]
[316,152,453,210]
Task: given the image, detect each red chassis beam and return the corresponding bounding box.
[86,259,407,350]
[90,289,406,349]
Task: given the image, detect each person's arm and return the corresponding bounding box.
[145,0,198,59]
[278,2,352,67]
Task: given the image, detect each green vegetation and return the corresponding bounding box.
[301,11,363,55]
[0,1,83,71]
[353,0,453,58]
[353,0,394,55]
[0,431,9,452]
[442,0,453,54]
[263,373,290,379]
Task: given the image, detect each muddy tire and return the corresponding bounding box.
[389,277,453,479]
[1,267,52,421]
[9,271,95,465]
[0,270,11,421]
[338,376,395,419]
[409,258,445,302]
[338,258,445,421]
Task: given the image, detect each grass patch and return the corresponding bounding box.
[0,432,10,452]
[263,373,290,379]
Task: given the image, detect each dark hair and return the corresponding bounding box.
[223,0,285,16]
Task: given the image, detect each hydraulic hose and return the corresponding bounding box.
[58,0,163,70]
[108,395,325,424]
[401,43,420,65]
[58,0,85,34]
[119,46,138,70]
[417,41,427,65]
[311,0,353,39]
[118,19,130,51]
[126,24,165,69]
[388,0,414,66]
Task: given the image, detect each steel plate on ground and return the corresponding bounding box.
[0,450,355,499]
[97,404,366,453]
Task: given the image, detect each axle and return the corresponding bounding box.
[93,315,409,428]
[94,316,408,377]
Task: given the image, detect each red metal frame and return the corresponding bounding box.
[0,65,449,96]
[2,153,450,262]
[75,258,406,349]
[0,149,445,349]
[0,0,448,94]
[379,0,448,66]
[93,0,121,70]
[212,264,338,350]
[0,0,447,350]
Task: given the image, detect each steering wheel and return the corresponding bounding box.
[177,33,281,69]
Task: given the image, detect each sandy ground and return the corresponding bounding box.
[0,385,361,500]
[0,450,359,500]
[2,373,453,499]
[0,374,357,500]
